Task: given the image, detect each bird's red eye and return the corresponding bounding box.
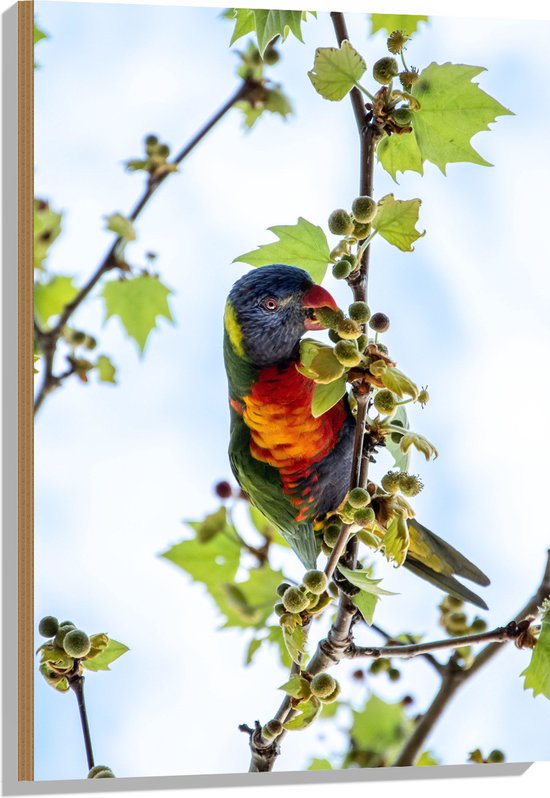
[262,297,279,312]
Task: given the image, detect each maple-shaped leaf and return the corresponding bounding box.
[377,131,423,182]
[370,14,428,36]
[229,9,313,56]
[522,599,550,700]
[234,217,331,283]
[373,194,424,252]
[102,274,173,353]
[412,62,513,174]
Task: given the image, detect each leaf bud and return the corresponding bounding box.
[302,569,328,595]
[282,586,309,614]
[63,629,91,658]
[373,56,399,85]
[351,195,378,224]
[348,301,371,324]
[398,473,424,497]
[38,616,59,638]
[310,672,337,699]
[334,340,362,367]
[337,318,362,340]
[387,30,410,55]
[328,209,354,236]
[373,389,397,415]
[369,312,390,332]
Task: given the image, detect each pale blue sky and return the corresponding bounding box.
[34,1,550,781]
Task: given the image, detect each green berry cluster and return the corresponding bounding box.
[438,596,488,637]
[468,748,506,764]
[275,570,332,626]
[310,672,340,702]
[126,134,177,179]
[37,615,110,692]
[328,197,378,280]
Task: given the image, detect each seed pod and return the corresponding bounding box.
[348,301,371,324]
[337,318,362,340]
[373,389,397,415]
[348,488,371,509]
[373,56,399,85]
[369,312,390,333]
[332,259,352,280]
[328,209,354,236]
[38,616,59,638]
[302,570,328,595]
[310,672,337,699]
[351,195,377,224]
[334,340,362,367]
[282,586,309,614]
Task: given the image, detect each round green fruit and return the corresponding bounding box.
[337,318,362,341]
[353,507,375,527]
[373,56,399,85]
[328,209,354,236]
[276,582,292,597]
[352,196,377,224]
[332,259,352,280]
[54,624,76,649]
[302,570,328,595]
[310,672,337,699]
[63,629,91,658]
[398,473,424,497]
[348,487,370,509]
[282,586,309,614]
[393,107,413,127]
[334,340,362,367]
[38,616,59,638]
[348,301,371,324]
[373,389,397,414]
[88,765,114,779]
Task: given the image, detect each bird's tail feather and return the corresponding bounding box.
[404,556,489,610]
[284,523,319,570]
[408,518,490,586]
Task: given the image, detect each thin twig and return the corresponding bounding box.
[370,623,443,674]
[34,81,252,415]
[69,674,95,772]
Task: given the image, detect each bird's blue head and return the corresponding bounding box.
[224,265,338,367]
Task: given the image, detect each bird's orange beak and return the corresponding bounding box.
[302,285,339,330]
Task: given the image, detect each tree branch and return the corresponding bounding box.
[393,550,550,766]
[34,81,252,415]
[347,618,535,661]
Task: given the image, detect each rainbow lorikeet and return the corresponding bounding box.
[224,264,489,608]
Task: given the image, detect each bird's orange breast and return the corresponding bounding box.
[242,363,346,518]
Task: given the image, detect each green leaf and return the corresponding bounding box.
[283,696,321,730]
[311,378,347,418]
[237,87,293,130]
[384,405,410,472]
[161,526,241,586]
[229,8,256,45]
[34,199,62,269]
[245,636,263,665]
[230,9,311,55]
[352,693,413,755]
[380,367,419,400]
[283,623,308,665]
[351,590,378,626]
[412,62,513,174]
[383,514,410,566]
[216,566,284,629]
[279,674,309,698]
[234,218,331,283]
[190,507,230,543]
[373,194,424,252]
[82,639,129,672]
[309,348,345,385]
[96,355,116,384]
[521,600,550,700]
[34,23,47,44]
[370,14,428,36]
[417,750,440,766]
[105,213,136,242]
[308,757,333,770]
[308,40,366,102]
[35,276,78,327]
[102,274,174,353]
[377,131,424,182]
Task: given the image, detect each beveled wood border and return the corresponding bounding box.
[18,0,34,782]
